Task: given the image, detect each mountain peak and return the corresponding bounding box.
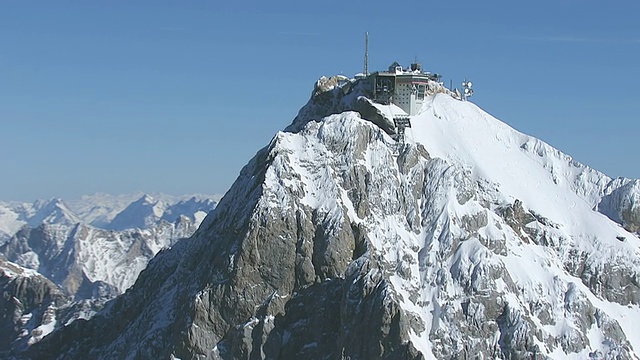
[22,74,640,359]
[26,198,81,227]
[107,194,165,230]
[137,194,156,205]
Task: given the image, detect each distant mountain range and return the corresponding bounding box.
[0,193,219,297]
[0,193,219,354]
[0,193,220,242]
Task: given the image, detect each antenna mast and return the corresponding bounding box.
[364,31,369,76]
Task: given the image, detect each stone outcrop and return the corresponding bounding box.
[1,258,66,356]
[599,179,640,233]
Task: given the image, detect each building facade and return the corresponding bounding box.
[367,62,438,116]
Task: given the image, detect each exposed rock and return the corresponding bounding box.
[312,75,349,98]
[599,179,640,233]
[352,96,396,135]
[0,257,66,355]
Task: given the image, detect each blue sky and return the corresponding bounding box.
[1,1,639,201]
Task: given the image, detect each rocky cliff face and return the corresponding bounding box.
[0,257,106,358]
[1,257,65,355]
[599,179,640,234]
[20,77,640,359]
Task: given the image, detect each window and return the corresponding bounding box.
[417,84,426,100]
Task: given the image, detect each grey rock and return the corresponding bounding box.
[598,179,640,233]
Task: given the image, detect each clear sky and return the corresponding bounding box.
[1,1,639,201]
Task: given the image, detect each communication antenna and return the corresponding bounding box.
[462,79,474,101]
[364,32,369,76]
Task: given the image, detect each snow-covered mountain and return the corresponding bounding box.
[0,205,23,244]
[162,196,218,224]
[1,216,199,298]
[107,194,216,231]
[106,194,168,231]
[26,199,83,228]
[0,199,81,244]
[1,193,220,236]
[64,192,221,228]
[19,76,640,359]
[64,192,149,228]
[0,194,218,298]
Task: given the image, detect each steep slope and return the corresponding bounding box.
[23,77,640,359]
[1,257,68,355]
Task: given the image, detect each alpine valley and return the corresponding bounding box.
[7,74,640,359]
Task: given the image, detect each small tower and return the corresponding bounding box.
[364,32,369,76]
